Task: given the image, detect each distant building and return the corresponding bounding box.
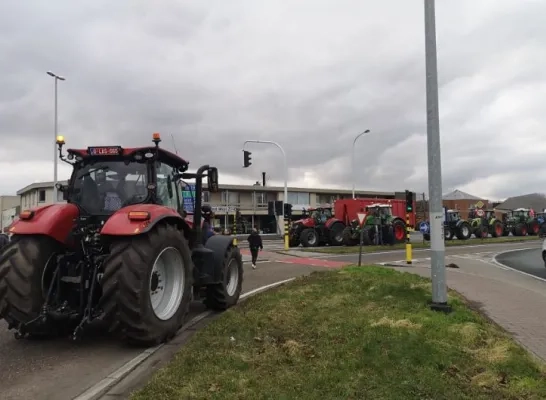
[442,190,488,219]
[0,195,20,232]
[495,193,546,212]
[16,180,403,234]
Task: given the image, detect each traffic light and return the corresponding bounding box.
[243,150,252,168]
[405,190,414,213]
[284,203,293,218]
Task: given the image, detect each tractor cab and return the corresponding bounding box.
[445,209,461,223]
[364,203,393,224]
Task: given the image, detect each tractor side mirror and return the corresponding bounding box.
[55,183,69,201]
[208,167,219,193]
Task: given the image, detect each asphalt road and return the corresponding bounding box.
[319,240,542,265]
[0,261,326,400]
[495,247,546,280]
[1,239,541,400]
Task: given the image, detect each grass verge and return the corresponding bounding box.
[131,266,546,400]
[298,235,541,254]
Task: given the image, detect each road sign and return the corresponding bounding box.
[476,209,485,217]
[419,221,430,233]
[357,213,367,226]
[182,184,196,213]
[475,200,484,209]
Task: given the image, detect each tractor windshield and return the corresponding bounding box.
[69,160,149,214]
[513,210,528,218]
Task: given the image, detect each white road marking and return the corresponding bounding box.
[73,278,296,400]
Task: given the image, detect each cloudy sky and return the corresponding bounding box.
[1,0,544,201]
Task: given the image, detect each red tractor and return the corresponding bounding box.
[0,133,243,346]
[288,206,345,247]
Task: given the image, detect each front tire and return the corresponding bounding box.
[203,246,243,311]
[100,224,193,346]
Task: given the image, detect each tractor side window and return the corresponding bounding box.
[156,163,179,211]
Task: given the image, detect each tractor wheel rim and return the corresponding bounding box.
[308,232,316,244]
[462,226,469,236]
[496,226,502,235]
[149,247,185,321]
[395,226,404,240]
[226,257,239,297]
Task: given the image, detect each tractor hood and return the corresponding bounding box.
[292,217,315,227]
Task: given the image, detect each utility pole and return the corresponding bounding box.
[424,0,451,312]
[47,71,66,204]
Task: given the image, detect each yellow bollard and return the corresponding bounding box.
[405,213,412,264]
[232,209,238,246]
[284,218,290,250]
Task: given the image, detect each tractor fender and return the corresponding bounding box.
[100,204,186,236]
[325,218,343,229]
[203,234,239,284]
[7,203,79,245]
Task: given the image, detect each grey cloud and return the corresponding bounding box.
[1,0,545,199]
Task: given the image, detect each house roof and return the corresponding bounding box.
[442,189,485,201]
[495,193,546,211]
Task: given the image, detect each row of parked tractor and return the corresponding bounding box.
[288,198,413,248]
[287,198,546,248]
[420,207,545,241]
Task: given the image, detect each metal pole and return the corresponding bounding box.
[424,0,451,312]
[351,129,371,198]
[53,78,58,203]
[243,140,289,249]
[47,71,65,204]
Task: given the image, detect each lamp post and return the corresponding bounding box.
[47,71,66,204]
[243,140,289,249]
[351,129,371,198]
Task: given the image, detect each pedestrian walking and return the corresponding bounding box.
[247,227,263,269]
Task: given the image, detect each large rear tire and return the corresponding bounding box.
[203,246,243,311]
[100,224,193,346]
[491,221,503,238]
[0,235,61,335]
[456,221,472,240]
[328,222,345,246]
[0,234,9,251]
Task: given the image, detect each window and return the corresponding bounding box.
[287,191,310,205]
[70,160,149,214]
[253,192,266,205]
[202,191,210,203]
[221,191,240,205]
[38,190,46,203]
[317,194,335,205]
[156,163,180,211]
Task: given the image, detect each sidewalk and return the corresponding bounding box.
[390,258,546,361]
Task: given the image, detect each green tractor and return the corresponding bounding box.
[342,203,406,246]
[467,208,504,238]
[422,209,471,241]
[501,208,539,236]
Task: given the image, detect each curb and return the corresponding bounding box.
[74,278,296,400]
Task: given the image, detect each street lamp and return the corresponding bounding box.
[351,129,371,198]
[47,71,66,204]
[242,140,289,249]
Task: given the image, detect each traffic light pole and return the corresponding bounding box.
[243,140,289,250]
[405,190,413,265]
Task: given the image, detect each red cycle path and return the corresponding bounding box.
[238,249,349,268]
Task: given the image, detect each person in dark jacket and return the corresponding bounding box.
[247,228,263,269]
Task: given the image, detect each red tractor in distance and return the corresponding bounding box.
[288,206,346,247]
[0,133,243,346]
